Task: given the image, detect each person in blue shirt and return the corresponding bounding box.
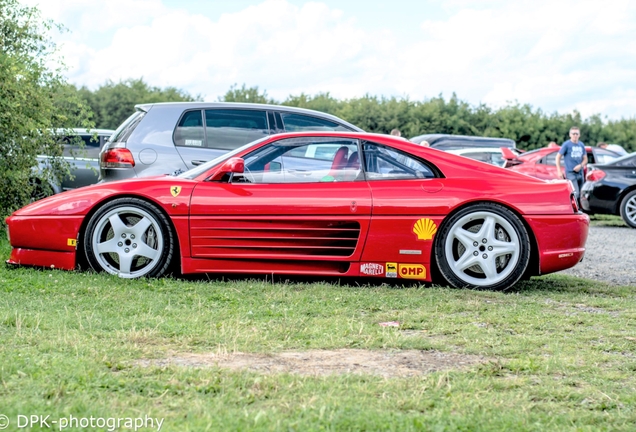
[555,126,588,204]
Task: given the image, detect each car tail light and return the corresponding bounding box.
[586,168,605,182]
[571,194,579,213]
[101,148,135,168]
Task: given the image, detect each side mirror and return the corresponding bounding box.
[209,157,245,181]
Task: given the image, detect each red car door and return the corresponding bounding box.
[187,137,372,274]
[357,142,447,281]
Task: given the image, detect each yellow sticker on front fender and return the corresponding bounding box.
[413,218,437,240]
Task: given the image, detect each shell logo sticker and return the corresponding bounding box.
[170,186,182,197]
[386,262,398,278]
[398,264,426,279]
[67,238,77,246]
[413,218,437,240]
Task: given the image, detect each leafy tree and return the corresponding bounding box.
[0,0,92,217]
[220,84,274,104]
[209,83,636,152]
[78,78,199,129]
[605,119,636,152]
[283,92,343,116]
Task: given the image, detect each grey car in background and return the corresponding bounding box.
[410,133,516,150]
[99,102,363,182]
[35,128,114,198]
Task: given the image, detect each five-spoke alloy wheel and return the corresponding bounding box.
[83,198,175,278]
[435,203,530,290]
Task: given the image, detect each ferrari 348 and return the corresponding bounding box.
[6,132,589,290]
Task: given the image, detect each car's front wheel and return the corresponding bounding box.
[84,198,175,278]
[435,203,530,290]
[620,190,636,229]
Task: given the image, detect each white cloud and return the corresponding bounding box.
[25,0,164,32]
[400,0,636,118]
[19,0,636,119]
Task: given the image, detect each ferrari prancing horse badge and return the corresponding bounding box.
[170,186,182,197]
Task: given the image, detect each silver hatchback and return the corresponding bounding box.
[99,102,363,182]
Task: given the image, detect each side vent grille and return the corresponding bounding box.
[191,219,361,258]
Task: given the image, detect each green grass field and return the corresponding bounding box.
[1,234,635,431]
[589,214,627,227]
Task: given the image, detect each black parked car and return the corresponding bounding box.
[581,152,636,228]
[99,102,363,182]
[410,134,516,150]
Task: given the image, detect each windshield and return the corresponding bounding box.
[177,136,271,179]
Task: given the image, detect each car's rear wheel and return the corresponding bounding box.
[435,203,530,290]
[619,190,636,228]
[84,198,175,278]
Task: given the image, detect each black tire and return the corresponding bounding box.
[619,190,636,229]
[83,198,175,278]
[434,203,531,290]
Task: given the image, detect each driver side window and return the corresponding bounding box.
[234,137,360,184]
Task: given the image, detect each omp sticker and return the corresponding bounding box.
[412,218,437,240]
[386,262,398,278]
[398,264,426,279]
[170,186,182,197]
[360,263,384,276]
[67,238,77,246]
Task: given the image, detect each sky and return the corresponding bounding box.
[21,0,636,120]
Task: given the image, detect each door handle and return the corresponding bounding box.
[191,160,207,166]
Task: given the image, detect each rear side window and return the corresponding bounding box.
[174,109,270,151]
[174,110,205,147]
[362,142,436,180]
[281,113,351,132]
[205,109,269,150]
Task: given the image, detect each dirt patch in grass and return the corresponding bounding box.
[136,349,488,377]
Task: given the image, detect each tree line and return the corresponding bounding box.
[79,82,636,153]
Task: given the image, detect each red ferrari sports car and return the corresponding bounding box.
[6,132,588,290]
[502,145,620,180]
